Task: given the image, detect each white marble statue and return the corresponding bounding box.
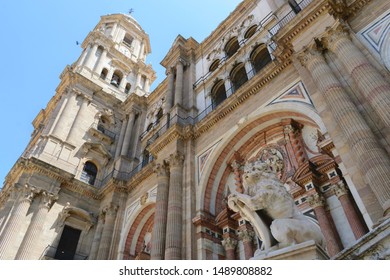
[228,160,325,255]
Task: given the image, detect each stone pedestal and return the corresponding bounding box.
[250,241,329,260]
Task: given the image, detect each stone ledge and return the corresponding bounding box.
[250,240,329,260]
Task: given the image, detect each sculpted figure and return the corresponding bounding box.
[228,160,325,254]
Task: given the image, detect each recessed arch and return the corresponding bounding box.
[196,103,326,217]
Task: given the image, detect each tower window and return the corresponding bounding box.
[156,108,163,124]
[123,34,134,47]
[100,68,108,80]
[80,161,98,185]
[288,0,301,14]
[111,70,123,87]
[244,25,257,40]
[125,83,131,94]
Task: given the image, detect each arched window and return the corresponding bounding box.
[211,80,227,109]
[125,83,131,94]
[250,45,272,74]
[224,37,240,58]
[111,70,123,87]
[244,25,257,40]
[80,161,98,185]
[230,63,248,92]
[209,59,220,72]
[100,68,108,80]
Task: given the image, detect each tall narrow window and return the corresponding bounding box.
[125,83,131,94]
[230,63,248,92]
[80,161,98,185]
[211,80,227,109]
[100,68,108,80]
[156,108,163,124]
[111,70,123,87]
[250,45,272,74]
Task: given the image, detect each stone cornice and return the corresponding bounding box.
[126,164,154,192]
[148,123,185,157]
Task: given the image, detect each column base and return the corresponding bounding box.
[250,240,329,260]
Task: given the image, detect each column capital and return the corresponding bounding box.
[103,203,119,217]
[222,237,237,250]
[40,191,58,210]
[20,184,40,204]
[297,44,325,69]
[333,181,349,198]
[321,23,351,52]
[238,229,255,243]
[153,161,170,177]
[308,193,325,209]
[168,152,185,168]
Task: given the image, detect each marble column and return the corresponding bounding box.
[0,185,38,259]
[84,43,99,70]
[0,189,13,235]
[299,46,390,216]
[308,193,343,257]
[96,203,118,260]
[323,24,390,127]
[333,181,367,239]
[151,162,170,260]
[15,192,57,259]
[121,111,136,157]
[164,152,185,260]
[164,68,175,113]
[174,61,184,106]
[238,230,255,260]
[88,212,105,260]
[51,90,75,138]
[222,237,237,260]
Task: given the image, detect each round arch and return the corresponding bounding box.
[196,102,327,216]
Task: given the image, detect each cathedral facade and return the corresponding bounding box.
[0,0,390,260]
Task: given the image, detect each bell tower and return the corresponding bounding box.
[75,14,156,99]
[19,14,155,187]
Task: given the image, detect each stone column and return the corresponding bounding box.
[164,68,175,113]
[164,152,185,260]
[115,117,128,159]
[333,181,367,239]
[308,193,343,257]
[0,189,14,235]
[15,192,57,260]
[221,237,237,260]
[88,212,105,260]
[238,230,255,260]
[96,203,118,260]
[93,48,108,76]
[119,74,128,91]
[174,61,184,106]
[84,43,99,70]
[66,95,89,143]
[151,162,170,260]
[225,77,233,97]
[323,25,390,127]
[244,58,255,79]
[299,46,390,217]
[0,185,38,259]
[121,111,136,157]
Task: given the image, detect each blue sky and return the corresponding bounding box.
[0,1,242,185]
